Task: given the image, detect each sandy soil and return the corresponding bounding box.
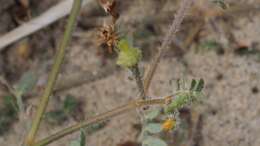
[0,0,260,146]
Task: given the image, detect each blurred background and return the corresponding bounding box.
[0,0,260,146]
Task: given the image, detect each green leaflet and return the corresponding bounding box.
[63,95,78,114]
[164,92,194,113]
[70,130,86,146]
[45,110,67,125]
[165,79,204,113]
[14,71,37,111]
[0,96,18,135]
[15,71,37,96]
[45,95,79,124]
[85,121,107,135]
[195,79,204,92]
[212,0,229,9]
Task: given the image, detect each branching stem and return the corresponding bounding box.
[32,97,169,146]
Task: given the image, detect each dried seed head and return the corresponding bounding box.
[97,24,119,53]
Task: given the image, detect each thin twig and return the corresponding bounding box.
[32,97,168,146]
[143,0,194,94]
[24,0,83,145]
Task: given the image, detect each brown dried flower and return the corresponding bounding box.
[97,24,119,53]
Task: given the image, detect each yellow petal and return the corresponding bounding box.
[162,118,176,131]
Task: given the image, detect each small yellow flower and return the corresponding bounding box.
[162,118,176,132]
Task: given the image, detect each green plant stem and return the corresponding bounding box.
[32,97,168,146]
[131,65,146,99]
[25,0,82,145]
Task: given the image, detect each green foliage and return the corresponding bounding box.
[212,0,229,9]
[190,79,204,92]
[165,79,204,114]
[139,108,167,146]
[45,95,79,124]
[142,136,167,146]
[45,95,107,133]
[70,130,86,146]
[45,110,67,124]
[15,71,37,96]
[14,71,37,111]
[63,95,78,114]
[232,46,260,62]
[3,95,19,112]
[116,39,142,68]
[234,47,260,60]
[198,40,222,54]
[85,121,107,135]
[69,123,107,146]
[0,96,18,135]
[189,79,197,91]
[139,79,205,146]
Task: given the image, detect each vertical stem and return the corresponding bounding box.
[131,65,146,99]
[25,0,82,145]
[143,0,193,94]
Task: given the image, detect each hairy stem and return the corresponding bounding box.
[25,0,82,145]
[32,97,167,146]
[144,0,194,94]
[131,65,146,99]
